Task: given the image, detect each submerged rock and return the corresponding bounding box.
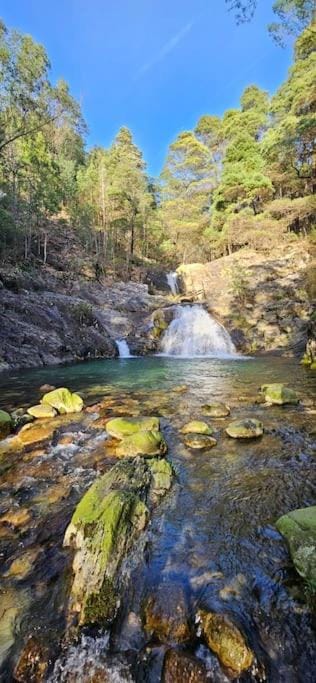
[261,383,298,405]
[276,506,316,586]
[106,416,160,439]
[0,410,12,439]
[143,584,192,643]
[147,458,173,497]
[162,649,208,683]
[198,610,253,676]
[27,404,57,419]
[13,636,50,682]
[201,402,230,418]
[41,387,83,414]
[226,418,263,439]
[64,457,173,627]
[115,430,167,458]
[0,588,29,668]
[181,421,213,435]
[183,434,217,450]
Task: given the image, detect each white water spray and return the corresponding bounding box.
[116,339,131,358]
[160,305,236,357]
[166,271,179,296]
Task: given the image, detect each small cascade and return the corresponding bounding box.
[166,271,179,296]
[116,339,131,358]
[160,305,236,357]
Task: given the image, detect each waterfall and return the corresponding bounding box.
[160,305,236,357]
[166,271,179,296]
[116,339,131,358]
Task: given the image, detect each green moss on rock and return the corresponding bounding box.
[226,418,263,439]
[261,383,298,405]
[276,506,316,587]
[27,404,57,419]
[201,403,230,418]
[106,416,160,439]
[181,421,213,435]
[115,430,167,457]
[41,387,83,414]
[0,410,12,440]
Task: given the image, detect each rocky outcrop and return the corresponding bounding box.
[0,267,168,371]
[177,243,314,355]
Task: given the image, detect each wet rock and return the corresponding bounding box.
[162,649,208,683]
[143,584,192,643]
[276,506,316,586]
[105,416,160,439]
[13,636,50,682]
[115,430,167,458]
[201,403,230,418]
[148,458,173,497]
[261,383,298,405]
[183,434,217,450]
[226,419,263,439]
[4,548,40,579]
[0,507,31,527]
[0,409,12,439]
[14,421,58,447]
[172,385,188,394]
[198,610,253,676]
[41,387,83,414]
[64,458,173,628]
[181,421,213,435]
[0,588,29,668]
[27,404,57,419]
[39,384,56,393]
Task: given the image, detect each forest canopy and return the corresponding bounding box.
[0,14,315,272]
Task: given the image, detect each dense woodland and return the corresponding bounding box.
[0,0,315,274]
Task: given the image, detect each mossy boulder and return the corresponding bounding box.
[115,430,167,458]
[261,383,298,405]
[0,410,12,439]
[106,416,160,439]
[64,457,173,628]
[183,434,217,450]
[181,421,213,435]
[276,506,316,587]
[162,649,207,683]
[226,418,263,439]
[201,402,230,418]
[27,404,57,419]
[198,610,253,676]
[41,387,83,414]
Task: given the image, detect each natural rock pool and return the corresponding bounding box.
[0,356,315,681]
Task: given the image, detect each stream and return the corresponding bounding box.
[0,355,315,681]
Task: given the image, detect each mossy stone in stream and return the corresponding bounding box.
[226,418,263,439]
[106,416,160,439]
[0,410,12,440]
[115,430,167,457]
[143,584,192,643]
[147,457,173,494]
[261,383,298,405]
[41,387,83,414]
[276,506,316,587]
[183,434,217,450]
[198,610,253,675]
[201,403,230,418]
[27,404,57,419]
[181,421,213,435]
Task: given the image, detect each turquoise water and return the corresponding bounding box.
[0,355,315,411]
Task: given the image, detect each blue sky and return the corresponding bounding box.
[1,0,293,175]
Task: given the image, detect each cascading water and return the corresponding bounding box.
[116,339,131,358]
[160,304,236,357]
[166,271,179,296]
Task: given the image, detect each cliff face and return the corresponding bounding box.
[0,267,167,372]
[177,243,315,355]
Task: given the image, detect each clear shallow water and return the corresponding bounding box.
[0,356,315,681]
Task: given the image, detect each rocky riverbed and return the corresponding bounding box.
[0,355,315,681]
